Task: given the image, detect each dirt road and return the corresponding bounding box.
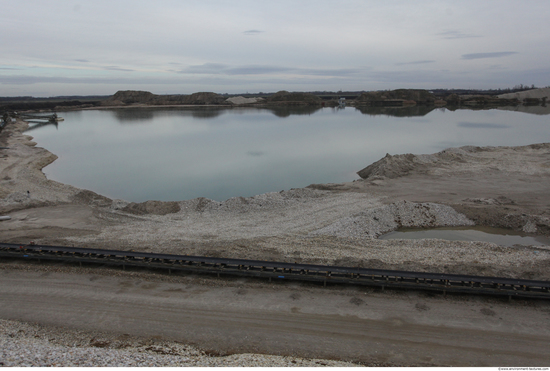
[1,266,549,366]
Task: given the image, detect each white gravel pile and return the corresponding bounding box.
[310,200,474,239]
[69,189,382,245]
[0,319,357,367]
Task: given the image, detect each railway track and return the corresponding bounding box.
[1,242,549,300]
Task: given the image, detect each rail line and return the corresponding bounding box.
[1,242,549,300]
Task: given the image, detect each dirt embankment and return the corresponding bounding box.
[346,144,550,235]
[100,90,325,107]
[101,90,228,106]
[264,91,323,105]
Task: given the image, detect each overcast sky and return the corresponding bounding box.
[1,0,549,97]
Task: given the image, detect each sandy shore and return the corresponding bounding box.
[1,117,550,366]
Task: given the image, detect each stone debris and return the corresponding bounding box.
[310,200,475,239]
[0,319,358,367]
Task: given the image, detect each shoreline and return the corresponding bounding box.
[2,116,550,366]
[1,117,549,278]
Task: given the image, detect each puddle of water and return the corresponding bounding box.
[379,226,550,247]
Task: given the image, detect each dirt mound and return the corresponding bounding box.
[122,200,181,215]
[184,92,226,105]
[357,152,436,179]
[356,89,436,104]
[107,91,156,105]
[267,91,322,105]
[72,190,112,207]
[357,143,550,180]
[101,91,226,106]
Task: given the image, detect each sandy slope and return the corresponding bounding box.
[497,87,550,100]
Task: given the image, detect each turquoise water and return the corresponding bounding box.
[28,106,549,202]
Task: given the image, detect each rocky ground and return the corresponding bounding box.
[1,117,550,366]
[1,318,357,367]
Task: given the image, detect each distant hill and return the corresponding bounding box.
[266,91,322,105]
[356,89,436,103]
[101,90,226,106]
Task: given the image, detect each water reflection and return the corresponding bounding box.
[24,121,58,132]
[190,108,227,119]
[497,105,550,115]
[457,122,511,129]
[354,105,437,117]
[265,106,323,117]
[110,107,228,123]
[108,106,328,123]
[29,107,550,202]
[111,109,156,122]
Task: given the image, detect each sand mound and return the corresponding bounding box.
[311,200,474,239]
[497,88,550,100]
[357,143,550,180]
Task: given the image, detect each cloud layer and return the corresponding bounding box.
[1,0,549,96]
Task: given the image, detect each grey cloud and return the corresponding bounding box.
[225,66,362,77]
[437,30,481,39]
[462,52,518,60]
[0,75,186,85]
[247,150,265,157]
[102,66,135,72]
[369,70,448,84]
[225,65,293,75]
[0,72,344,87]
[0,75,74,85]
[180,63,362,77]
[395,60,435,66]
[458,122,510,129]
[182,63,229,74]
[243,30,264,35]
[299,68,362,76]
[75,59,89,63]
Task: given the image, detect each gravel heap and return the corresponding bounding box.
[310,200,475,239]
[69,189,382,246]
[0,319,357,367]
